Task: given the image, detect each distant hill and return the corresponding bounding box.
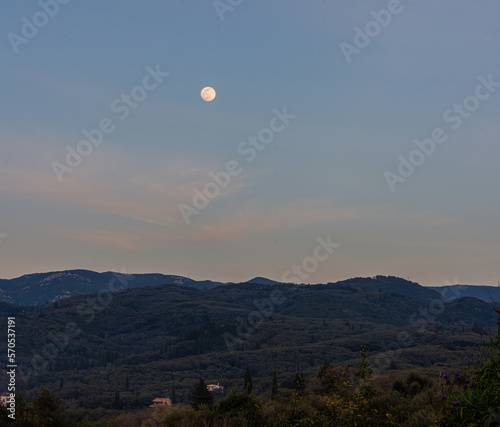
[245,277,280,285]
[430,284,500,303]
[1,270,486,307]
[0,271,445,306]
[326,276,442,303]
[0,270,224,306]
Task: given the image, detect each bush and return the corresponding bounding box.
[216,391,264,426]
[391,372,433,397]
[438,306,500,426]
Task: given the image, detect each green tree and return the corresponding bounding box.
[216,390,264,425]
[171,381,177,405]
[244,366,253,394]
[29,387,71,426]
[190,377,213,410]
[0,392,39,427]
[355,345,373,381]
[293,372,305,393]
[472,322,484,334]
[439,307,500,425]
[272,370,279,399]
[112,390,121,409]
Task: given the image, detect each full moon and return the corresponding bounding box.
[201,87,216,102]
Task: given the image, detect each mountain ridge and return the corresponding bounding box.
[0,269,225,306]
[2,269,500,307]
[430,284,500,303]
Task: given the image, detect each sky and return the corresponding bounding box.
[1,0,499,286]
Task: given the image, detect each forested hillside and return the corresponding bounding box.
[0,276,497,422]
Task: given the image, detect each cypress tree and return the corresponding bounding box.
[293,372,305,393]
[171,381,177,405]
[191,377,213,410]
[272,370,278,399]
[113,390,121,409]
[244,365,253,394]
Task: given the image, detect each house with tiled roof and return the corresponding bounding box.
[0,393,13,406]
[207,382,224,392]
[149,397,172,408]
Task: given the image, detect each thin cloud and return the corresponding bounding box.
[54,228,141,251]
[187,197,360,243]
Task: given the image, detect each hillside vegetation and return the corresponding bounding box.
[0,276,498,424]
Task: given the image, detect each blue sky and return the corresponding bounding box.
[1,0,499,286]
